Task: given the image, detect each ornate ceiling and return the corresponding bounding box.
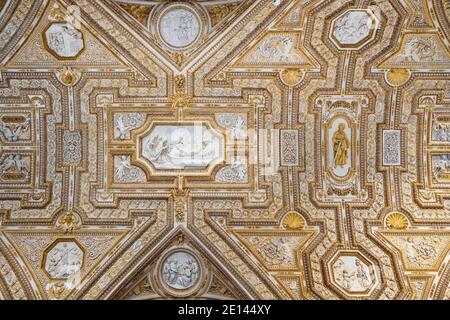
[0,0,449,300]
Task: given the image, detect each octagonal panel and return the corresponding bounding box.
[43,22,85,59]
[140,122,224,176]
[328,251,379,297]
[330,9,378,50]
[3,0,450,302]
[42,239,84,279]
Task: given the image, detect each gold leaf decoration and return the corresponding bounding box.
[172,188,190,222]
[174,75,185,90]
[283,212,305,230]
[119,4,151,26]
[172,52,185,66]
[386,68,411,87]
[46,282,66,300]
[208,4,239,26]
[49,4,66,22]
[56,211,81,233]
[386,212,409,229]
[59,67,77,86]
[281,68,304,86]
[171,93,191,109]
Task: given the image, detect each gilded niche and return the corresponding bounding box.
[325,114,356,182]
[0,0,449,301]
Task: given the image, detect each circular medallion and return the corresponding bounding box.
[158,7,201,49]
[162,251,200,290]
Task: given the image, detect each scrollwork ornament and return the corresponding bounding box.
[58,67,79,86]
[56,211,81,233]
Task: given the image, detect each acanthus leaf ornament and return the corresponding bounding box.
[174,75,186,91]
[56,211,81,233]
[46,282,66,300]
[171,93,191,110]
[58,67,78,86]
[172,188,190,222]
[49,4,66,22]
[172,53,185,66]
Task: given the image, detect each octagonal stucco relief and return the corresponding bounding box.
[328,251,379,298]
[42,239,84,280]
[330,9,379,50]
[43,22,85,59]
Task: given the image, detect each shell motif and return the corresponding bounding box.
[283,212,305,230]
[386,212,409,229]
[386,68,410,87]
[281,68,304,86]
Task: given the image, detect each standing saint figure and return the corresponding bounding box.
[332,123,350,168]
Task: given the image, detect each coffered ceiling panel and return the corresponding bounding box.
[0,0,449,300]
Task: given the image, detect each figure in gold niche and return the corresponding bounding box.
[332,123,350,168]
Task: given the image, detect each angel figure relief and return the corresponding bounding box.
[0,117,30,142]
[259,36,294,62]
[0,154,30,180]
